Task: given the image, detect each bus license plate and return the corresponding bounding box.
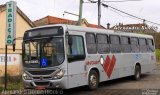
[36,86,45,90]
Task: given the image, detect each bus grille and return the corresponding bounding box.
[28,70,55,75]
[33,76,52,80]
[35,82,49,86]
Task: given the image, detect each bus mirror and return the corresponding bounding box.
[22,42,25,51]
[13,44,16,52]
[68,36,73,46]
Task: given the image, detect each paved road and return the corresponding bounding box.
[64,65,160,95]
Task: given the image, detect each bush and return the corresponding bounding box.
[7,74,22,83]
[0,74,23,90]
[156,49,160,61]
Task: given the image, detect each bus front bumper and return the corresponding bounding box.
[23,77,67,89]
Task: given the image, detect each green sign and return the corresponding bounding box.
[6,1,16,45]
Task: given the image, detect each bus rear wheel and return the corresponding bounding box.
[88,70,99,90]
[134,65,141,80]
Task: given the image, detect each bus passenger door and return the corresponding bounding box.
[67,34,87,88]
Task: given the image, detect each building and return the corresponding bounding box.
[34,15,105,29]
[111,23,160,49]
[111,23,157,33]
[0,4,34,76]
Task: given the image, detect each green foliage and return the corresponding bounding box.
[0,86,3,93]
[0,74,23,92]
[7,74,23,90]
[156,49,160,58]
[7,81,23,90]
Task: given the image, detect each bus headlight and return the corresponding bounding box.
[22,72,32,80]
[53,69,65,79]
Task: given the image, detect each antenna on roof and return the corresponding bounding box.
[63,11,79,17]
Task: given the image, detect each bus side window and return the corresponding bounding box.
[67,35,86,62]
[147,39,155,52]
[121,36,131,53]
[139,38,148,53]
[97,34,110,54]
[110,35,121,53]
[131,37,139,53]
[86,33,97,54]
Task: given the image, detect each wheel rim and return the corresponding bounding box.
[136,67,140,79]
[90,74,97,87]
[136,70,140,79]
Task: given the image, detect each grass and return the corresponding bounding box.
[0,86,3,93]
[156,49,160,57]
[7,81,23,90]
[0,75,23,93]
[156,49,160,62]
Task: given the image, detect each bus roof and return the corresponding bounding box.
[27,24,153,39]
[66,24,153,39]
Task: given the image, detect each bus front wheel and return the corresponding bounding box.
[88,70,99,90]
[134,65,141,80]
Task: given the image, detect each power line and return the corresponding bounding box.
[85,0,141,3]
[101,3,160,26]
[102,0,142,3]
[87,0,143,26]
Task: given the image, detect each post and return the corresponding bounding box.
[98,0,101,27]
[4,45,8,90]
[78,0,83,25]
[5,1,17,89]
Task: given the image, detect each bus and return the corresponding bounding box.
[22,24,156,90]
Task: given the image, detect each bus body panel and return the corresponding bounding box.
[66,30,88,88]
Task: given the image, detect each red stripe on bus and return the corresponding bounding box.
[107,55,116,78]
[103,56,110,77]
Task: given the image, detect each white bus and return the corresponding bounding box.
[22,24,156,90]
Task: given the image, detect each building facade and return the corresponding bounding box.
[111,23,157,33]
[0,4,34,76]
[111,23,160,49]
[34,15,105,29]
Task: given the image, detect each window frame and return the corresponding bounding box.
[96,33,110,54]
[85,33,97,54]
[130,37,140,53]
[120,36,131,53]
[139,38,148,53]
[147,38,155,52]
[109,35,121,53]
[67,35,86,62]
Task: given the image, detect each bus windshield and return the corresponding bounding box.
[23,37,64,68]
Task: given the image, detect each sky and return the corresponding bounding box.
[1,0,160,31]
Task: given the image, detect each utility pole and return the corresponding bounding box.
[78,0,83,26]
[98,0,101,27]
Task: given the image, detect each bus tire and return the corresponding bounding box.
[88,70,99,90]
[134,65,141,80]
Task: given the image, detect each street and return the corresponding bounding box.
[64,65,160,95]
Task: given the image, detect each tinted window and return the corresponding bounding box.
[121,36,131,53]
[131,37,139,53]
[110,35,121,53]
[97,34,109,54]
[68,36,85,62]
[139,38,147,52]
[86,33,97,54]
[147,39,155,52]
